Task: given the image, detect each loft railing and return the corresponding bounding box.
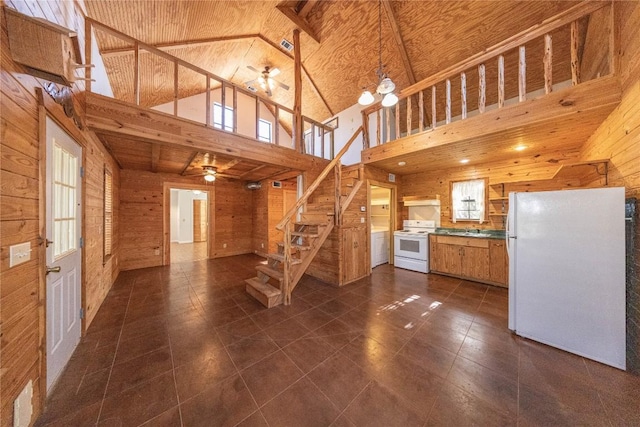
[275,126,363,304]
[362,1,613,147]
[83,18,335,159]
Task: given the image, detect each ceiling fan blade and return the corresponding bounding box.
[269,67,281,77]
[244,78,258,86]
[265,86,273,97]
[274,80,290,91]
[247,65,259,73]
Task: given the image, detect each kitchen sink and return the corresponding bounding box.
[445,231,494,238]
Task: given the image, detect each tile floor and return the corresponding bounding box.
[36,254,640,426]
[170,242,208,263]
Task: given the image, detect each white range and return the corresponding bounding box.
[393,220,436,273]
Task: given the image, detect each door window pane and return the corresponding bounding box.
[53,144,78,259]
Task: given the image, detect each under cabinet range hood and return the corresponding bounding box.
[403,199,440,206]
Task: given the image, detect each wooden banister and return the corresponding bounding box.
[276,126,363,231]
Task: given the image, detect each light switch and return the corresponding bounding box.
[10,242,31,268]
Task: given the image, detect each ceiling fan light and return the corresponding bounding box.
[381,92,398,107]
[204,174,216,182]
[377,77,395,95]
[358,90,375,106]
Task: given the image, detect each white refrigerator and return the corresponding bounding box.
[507,187,626,370]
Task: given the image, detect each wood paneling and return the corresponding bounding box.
[363,76,621,175]
[119,170,254,270]
[581,1,640,373]
[1,3,120,425]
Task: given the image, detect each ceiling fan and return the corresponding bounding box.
[244,65,290,97]
[182,153,243,182]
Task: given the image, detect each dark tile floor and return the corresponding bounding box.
[36,254,640,426]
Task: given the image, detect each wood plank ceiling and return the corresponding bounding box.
[84,0,587,177]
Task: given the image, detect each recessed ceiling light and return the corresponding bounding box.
[460,159,469,164]
[515,145,528,151]
[398,161,406,166]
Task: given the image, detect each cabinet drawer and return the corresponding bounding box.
[436,235,489,248]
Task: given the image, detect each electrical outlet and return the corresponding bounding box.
[223,243,227,248]
[361,217,365,223]
[154,248,160,256]
[261,243,264,248]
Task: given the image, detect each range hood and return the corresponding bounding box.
[403,199,440,206]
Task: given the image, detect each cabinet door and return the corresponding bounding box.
[344,228,368,283]
[461,246,490,280]
[429,236,441,272]
[489,240,508,287]
[440,244,463,275]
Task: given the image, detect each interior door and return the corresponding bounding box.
[193,199,207,242]
[45,117,82,391]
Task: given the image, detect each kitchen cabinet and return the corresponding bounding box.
[430,234,504,286]
[343,227,368,284]
[371,230,389,267]
[489,240,508,287]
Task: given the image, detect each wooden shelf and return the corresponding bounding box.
[489,197,509,201]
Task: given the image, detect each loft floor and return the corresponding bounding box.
[36,254,640,426]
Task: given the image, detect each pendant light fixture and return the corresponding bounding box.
[358,0,398,107]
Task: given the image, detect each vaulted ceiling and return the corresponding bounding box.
[85,0,582,123]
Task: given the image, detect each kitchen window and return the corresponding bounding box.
[258,119,272,142]
[213,103,233,132]
[451,178,487,223]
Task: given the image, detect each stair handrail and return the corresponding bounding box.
[275,126,363,231]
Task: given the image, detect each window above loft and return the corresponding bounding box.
[258,119,272,143]
[213,103,233,132]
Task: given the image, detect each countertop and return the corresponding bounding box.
[432,227,506,240]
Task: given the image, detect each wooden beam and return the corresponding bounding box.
[150,144,160,172]
[100,34,260,57]
[293,29,303,153]
[85,92,326,172]
[298,0,319,18]
[240,164,267,178]
[498,55,505,108]
[478,64,486,113]
[276,5,321,43]
[460,72,467,119]
[382,0,416,84]
[180,151,200,175]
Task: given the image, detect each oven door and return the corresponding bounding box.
[394,234,428,260]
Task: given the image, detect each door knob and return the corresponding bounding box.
[46,266,61,275]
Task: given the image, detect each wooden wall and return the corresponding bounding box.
[1,2,120,425]
[119,170,254,270]
[399,149,593,230]
[580,0,640,372]
[251,179,297,256]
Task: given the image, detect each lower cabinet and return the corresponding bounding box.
[489,240,508,287]
[343,227,368,284]
[430,234,506,287]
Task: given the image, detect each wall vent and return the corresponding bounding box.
[272,181,282,188]
[280,39,294,52]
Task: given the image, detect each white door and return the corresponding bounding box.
[46,117,82,390]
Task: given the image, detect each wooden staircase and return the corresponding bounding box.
[245,127,364,307]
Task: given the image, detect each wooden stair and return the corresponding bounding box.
[245,127,364,307]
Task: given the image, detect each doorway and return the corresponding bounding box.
[370,185,392,268]
[45,117,82,391]
[169,188,209,263]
